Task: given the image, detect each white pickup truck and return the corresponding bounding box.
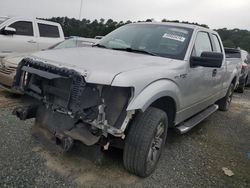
[0,16,64,58]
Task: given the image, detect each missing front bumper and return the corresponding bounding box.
[13,58,133,145]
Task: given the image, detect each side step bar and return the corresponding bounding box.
[175,104,218,134]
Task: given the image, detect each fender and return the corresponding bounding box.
[127,79,181,112]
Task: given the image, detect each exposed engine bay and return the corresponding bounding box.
[12,58,134,150]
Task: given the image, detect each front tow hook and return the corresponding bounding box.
[12,105,38,120]
[55,133,74,152]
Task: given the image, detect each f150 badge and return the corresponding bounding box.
[174,74,187,79]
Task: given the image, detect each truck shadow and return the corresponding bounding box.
[32,128,139,187]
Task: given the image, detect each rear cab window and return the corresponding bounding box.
[38,23,60,38]
[8,21,34,36]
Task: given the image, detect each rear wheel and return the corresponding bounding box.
[237,86,245,93]
[217,83,234,111]
[245,76,250,87]
[123,107,168,177]
[237,82,245,93]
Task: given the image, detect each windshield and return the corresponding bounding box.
[98,24,193,59]
[52,38,95,49]
[0,17,9,25]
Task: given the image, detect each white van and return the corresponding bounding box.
[0,16,64,58]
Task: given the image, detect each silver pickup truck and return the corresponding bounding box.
[12,22,239,177]
[225,48,250,93]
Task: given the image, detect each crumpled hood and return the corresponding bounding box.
[28,47,177,85]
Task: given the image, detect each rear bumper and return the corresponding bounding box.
[0,70,15,87]
[0,69,20,93]
[0,58,17,88]
[0,83,23,94]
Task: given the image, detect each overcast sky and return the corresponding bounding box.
[0,0,249,29]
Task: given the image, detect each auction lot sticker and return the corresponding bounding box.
[162,33,186,42]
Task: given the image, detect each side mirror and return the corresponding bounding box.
[190,52,223,68]
[3,27,16,35]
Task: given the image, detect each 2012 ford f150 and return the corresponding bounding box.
[12,22,239,177]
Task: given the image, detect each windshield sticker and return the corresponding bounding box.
[162,33,186,42]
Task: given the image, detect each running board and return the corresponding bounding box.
[175,104,218,134]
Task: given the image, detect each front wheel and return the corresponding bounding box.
[123,107,168,177]
[217,83,234,111]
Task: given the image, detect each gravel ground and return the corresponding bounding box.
[0,89,249,188]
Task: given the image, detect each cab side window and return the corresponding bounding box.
[38,23,60,38]
[192,32,212,57]
[9,21,33,36]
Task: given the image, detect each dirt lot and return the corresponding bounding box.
[0,88,249,188]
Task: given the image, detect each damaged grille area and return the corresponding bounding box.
[13,57,133,140]
[13,58,99,120]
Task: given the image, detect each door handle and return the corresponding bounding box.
[212,69,217,77]
[27,40,37,43]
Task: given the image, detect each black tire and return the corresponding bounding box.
[217,83,234,111]
[245,77,250,87]
[237,85,245,93]
[123,107,168,177]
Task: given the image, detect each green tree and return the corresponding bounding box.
[222,39,235,48]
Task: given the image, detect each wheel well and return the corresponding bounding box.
[150,97,176,127]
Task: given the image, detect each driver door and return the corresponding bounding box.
[178,31,215,120]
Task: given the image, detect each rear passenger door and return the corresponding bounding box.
[0,20,38,55]
[210,34,225,94]
[36,23,63,50]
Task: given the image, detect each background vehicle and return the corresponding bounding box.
[0,16,64,58]
[225,48,250,93]
[239,50,250,90]
[49,36,99,49]
[0,36,99,92]
[13,22,239,177]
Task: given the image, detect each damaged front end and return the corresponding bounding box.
[12,58,134,151]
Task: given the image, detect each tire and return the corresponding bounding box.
[245,77,250,87]
[123,107,168,177]
[236,78,246,93]
[237,84,245,93]
[217,83,234,111]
